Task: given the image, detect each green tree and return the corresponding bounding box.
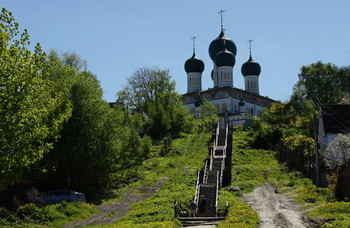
[44,54,151,200]
[338,66,350,103]
[0,8,69,189]
[117,67,175,112]
[297,61,342,105]
[117,67,193,139]
[195,99,218,133]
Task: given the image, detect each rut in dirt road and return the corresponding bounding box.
[63,177,168,228]
[245,183,319,228]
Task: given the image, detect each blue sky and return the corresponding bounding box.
[3,0,350,102]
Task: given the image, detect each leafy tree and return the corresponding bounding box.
[283,135,314,156]
[117,67,193,139]
[195,99,218,133]
[117,67,175,112]
[261,102,293,126]
[338,66,350,103]
[282,134,315,173]
[296,61,344,105]
[42,53,152,200]
[323,134,350,171]
[0,8,69,190]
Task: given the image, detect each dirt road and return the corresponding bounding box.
[63,177,168,228]
[244,183,319,228]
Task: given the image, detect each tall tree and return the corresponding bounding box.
[338,66,350,103]
[117,67,193,139]
[195,99,218,133]
[297,61,341,105]
[44,54,151,200]
[0,8,69,190]
[117,67,176,112]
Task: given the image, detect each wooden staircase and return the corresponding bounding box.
[178,217,225,227]
[176,123,232,226]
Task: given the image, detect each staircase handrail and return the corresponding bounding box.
[203,160,208,184]
[225,123,228,147]
[194,171,201,205]
[209,148,213,171]
[226,123,228,137]
[216,122,219,146]
[215,170,219,216]
[174,201,180,218]
[220,158,225,188]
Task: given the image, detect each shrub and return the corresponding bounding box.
[16,203,44,221]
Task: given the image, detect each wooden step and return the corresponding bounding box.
[178,217,225,227]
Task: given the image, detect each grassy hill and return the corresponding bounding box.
[1,129,349,227]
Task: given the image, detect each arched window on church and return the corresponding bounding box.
[247,80,250,89]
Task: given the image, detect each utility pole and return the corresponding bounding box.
[313,108,320,186]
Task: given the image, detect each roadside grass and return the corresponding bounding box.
[0,132,210,228]
[92,132,211,227]
[217,191,259,228]
[0,202,97,228]
[308,202,350,228]
[224,126,349,228]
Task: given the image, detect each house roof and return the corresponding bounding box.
[321,104,350,134]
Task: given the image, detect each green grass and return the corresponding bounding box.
[227,127,348,228]
[308,202,350,228]
[7,127,346,228]
[92,132,211,227]
[0,202,98,228]
[217,191,259,228]
[0,133,210,228]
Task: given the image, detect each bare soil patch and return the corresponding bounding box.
[63,177,168,228]
[244,183,321,228]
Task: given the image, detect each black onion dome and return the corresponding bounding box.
[214,48,235,67]
[241,55,261,76]
[211,69,214,80]
[209,31,237,60]
[184,53,205,73]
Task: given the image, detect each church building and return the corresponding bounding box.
[182,11,275,128]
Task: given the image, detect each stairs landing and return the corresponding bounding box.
[178,217,225,227]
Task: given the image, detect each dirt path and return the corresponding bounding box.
[244,183,319,228]
[63,177,168,228]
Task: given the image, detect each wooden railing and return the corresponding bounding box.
[203,160,208,184]
[194,171,201,205]
[215,170,219,215]
[209,149,213,171]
